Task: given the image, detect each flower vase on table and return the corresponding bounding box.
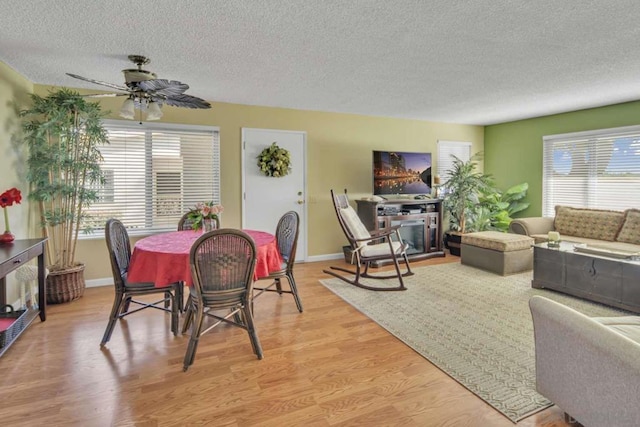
[186,201,223,234]
[547,231,561,248]
[0,187,22,244]
[0,231,14,244]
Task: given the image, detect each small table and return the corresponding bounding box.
[532,241,640,313]
[127,230,283,287]
[0,238,47,357]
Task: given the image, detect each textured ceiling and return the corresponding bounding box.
[2,0,640,125]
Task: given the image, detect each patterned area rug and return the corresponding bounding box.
[320,263,627,422]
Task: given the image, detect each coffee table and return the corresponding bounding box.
[532,241,640,313]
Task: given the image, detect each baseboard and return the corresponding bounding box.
[306,252,344,262]
[86,278,112,288]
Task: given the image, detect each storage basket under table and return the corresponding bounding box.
[0,305,29,350]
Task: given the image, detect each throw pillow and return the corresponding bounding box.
[616,209,640,245]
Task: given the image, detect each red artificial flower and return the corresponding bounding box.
[0,188,22,208]
[0,193,10,208]
[7,188,21,204]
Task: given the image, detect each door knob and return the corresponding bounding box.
[297,200,305,204]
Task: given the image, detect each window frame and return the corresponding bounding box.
[542,124,640,217]
[79,120,220,239]
[436,140,472,195]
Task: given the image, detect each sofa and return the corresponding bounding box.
[509,205,640,252]
[529,295,640,427]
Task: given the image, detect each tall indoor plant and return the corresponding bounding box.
[441,152,493,255]
[442,153,530,254]
[21,88,109,303]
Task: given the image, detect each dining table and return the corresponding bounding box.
[127,229,283,287]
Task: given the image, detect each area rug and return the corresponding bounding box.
[319,263,627,422]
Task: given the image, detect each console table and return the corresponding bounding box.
[0,238,47,357]
[356,198,445,265]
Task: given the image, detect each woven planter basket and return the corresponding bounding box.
[46,263,86,304]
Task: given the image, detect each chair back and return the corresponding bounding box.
[189,229,257,309]
[178,212,220,231]
[329,190,372,249]
[105,219,132,291]
[275,211,299,271]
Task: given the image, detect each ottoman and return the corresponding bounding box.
[461,231,534,275]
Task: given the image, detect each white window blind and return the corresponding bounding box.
[82,120,220,236]
[437,140,471,180]
[543,125,640,217]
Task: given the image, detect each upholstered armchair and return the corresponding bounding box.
[529,296,640,427]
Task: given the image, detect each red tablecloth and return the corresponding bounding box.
[127,230,283,287]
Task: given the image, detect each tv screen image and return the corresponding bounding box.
[373,150,432,195]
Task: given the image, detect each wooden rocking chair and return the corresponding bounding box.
[323,190,413,291]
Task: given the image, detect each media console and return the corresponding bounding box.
[355,198,445,266]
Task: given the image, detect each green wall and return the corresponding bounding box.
[484,100,640,216]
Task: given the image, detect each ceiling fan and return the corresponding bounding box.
[66,55,211,121]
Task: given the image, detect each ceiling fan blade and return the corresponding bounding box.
[67,57,211,111]
[82,93,129,98]
[160,93,212,109]
[137,79,190,96]
[66,73,130,92]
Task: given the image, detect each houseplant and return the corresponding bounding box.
[441,152,493,255]
[21,88,109,303]
[442,153,530,255]
[472,182,530,232]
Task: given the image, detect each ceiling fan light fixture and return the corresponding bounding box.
[67,54,211,121]
[146,101,163,121]
[120,97,135,119]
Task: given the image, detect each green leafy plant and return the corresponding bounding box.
[441,152,493,234]
[471,182,530,232]
[21,88,109,271]
[257,142,291,177]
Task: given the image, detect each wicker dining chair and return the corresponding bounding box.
[182,229,263,371]
[102,219,180,347]
[178,212,220,313]
[252,211,303,312]
[323,189,413,291]
[176,212,220,311]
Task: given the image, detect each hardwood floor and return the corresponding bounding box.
[0,256,571,426]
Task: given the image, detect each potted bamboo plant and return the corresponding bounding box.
[21,88,109,303]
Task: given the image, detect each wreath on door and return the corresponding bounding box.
[257,142,292,177]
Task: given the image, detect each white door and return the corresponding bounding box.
[242,128,307,261]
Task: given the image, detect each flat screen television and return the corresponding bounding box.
[373,150,432,196]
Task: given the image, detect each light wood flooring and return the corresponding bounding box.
[0,256,572,426]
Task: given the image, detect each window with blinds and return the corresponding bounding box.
[82,120,220,236]
[542,125,640,217]
[437,140,472,180]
